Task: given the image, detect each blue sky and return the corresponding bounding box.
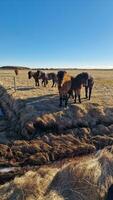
[0,0,113,68]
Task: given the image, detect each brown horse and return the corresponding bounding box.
[57,71,89,107]
[57,71,72,107]
[14,69,19,76]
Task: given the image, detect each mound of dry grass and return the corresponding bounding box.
[0,150,113,200]
[46,149,113,200]
[0,134,96,170]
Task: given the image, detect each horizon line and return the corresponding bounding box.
[1,65,113,70]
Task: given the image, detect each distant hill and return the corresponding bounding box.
[0,66,30,70]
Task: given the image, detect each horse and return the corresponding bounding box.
[14,69,19,76]
[84,75,94,100]
[70,72,89,103]
[57,71,73,107]
[37,70,57,87]
[36,70,48,87]
[69,74,94,101]
[28,71,41,86]
[28,70,57,87]
[28,70,48,87]
[47,72,57,87]
[57,71,89,107]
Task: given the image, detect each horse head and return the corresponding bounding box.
[80,72,89,86]
[57,71,67,89]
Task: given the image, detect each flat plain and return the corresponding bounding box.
[0,69,113,107]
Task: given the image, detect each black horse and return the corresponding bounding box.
[37,70,57,87]
[37,70,48,87]
[47,72,58,87]
[28,70,58,87]
[84,75,94,100]
[28,71,41,86]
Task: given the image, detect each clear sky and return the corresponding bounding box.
[0,0,113,68]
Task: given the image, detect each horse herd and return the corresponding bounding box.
[27,70,94,107]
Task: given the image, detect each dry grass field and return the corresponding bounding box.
[0,69,113,107]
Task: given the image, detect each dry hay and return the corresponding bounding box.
[1,84,113,142]
[1,84,113,169]
[0,134,96,169]
[0,150,113,200]
[46,149,113,200]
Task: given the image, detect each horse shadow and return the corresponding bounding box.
[23,94,63,114]
[16,86,35,91]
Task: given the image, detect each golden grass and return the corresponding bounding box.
[0,69,113,107]
[0,150,113,200]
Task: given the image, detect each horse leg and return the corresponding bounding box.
[37,80,40,86]
[74,90,77,103]
[42,79,44,86]
[68,89,74,99]
[85,86,88,98]
[78,89,81,103]
[65,95,68,107]
[52,79,54,87]
[35,81,37,87]
[89,87,92,100]
[59,95,63,107]
[44,80,46,87]
[78,94,81,103]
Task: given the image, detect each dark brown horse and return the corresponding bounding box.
[57,71,89,107]
[28,70,57,87]
[37,70,57,87]
[36,70,48,87]
[28,71,42,86]
[84,75,94,100]
[69,74,94,101]
[47,72,57,87]
[14,69,19,76]
[70,72,89,103]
